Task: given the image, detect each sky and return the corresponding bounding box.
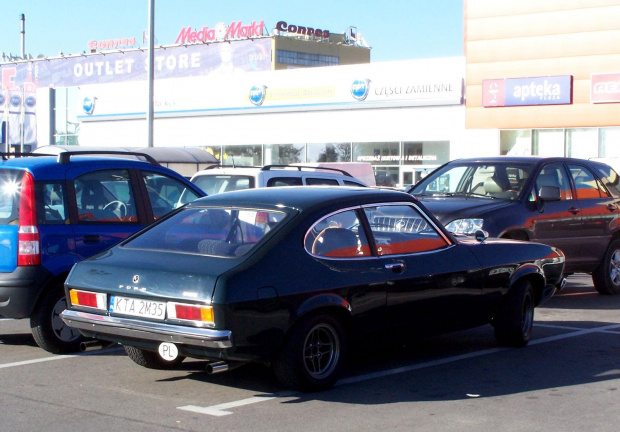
[0,0,463,63]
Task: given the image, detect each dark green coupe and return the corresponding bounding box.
[61,186,565,392]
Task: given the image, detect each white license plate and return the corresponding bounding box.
[109,295,166,320]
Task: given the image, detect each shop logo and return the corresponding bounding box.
[483,76,572,107]
[591,72,620,103]
[83,96,96,115]
[10,94,21,108]
[249,85,266,106]
[25,95,36,109]
[351,79,370,101]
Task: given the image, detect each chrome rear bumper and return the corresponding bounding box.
[60,309,232,349]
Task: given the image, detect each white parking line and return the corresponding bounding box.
[179,322,620,417]
[0,355,78,369]
[0,345,123,370]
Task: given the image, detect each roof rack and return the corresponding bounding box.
[56,151,159,165]
[261,164,353,177]
[1,152,54,161]
[203,164,263,170]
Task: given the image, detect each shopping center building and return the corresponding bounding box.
[2,1,620,186]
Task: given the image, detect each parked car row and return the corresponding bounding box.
[3,150,618,392]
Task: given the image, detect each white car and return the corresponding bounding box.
[191,164,368,195]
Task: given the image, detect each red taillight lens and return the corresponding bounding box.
[69,289,107,311]
[167,302,214,324]
[255,211,269,225]
[17,172,40,266]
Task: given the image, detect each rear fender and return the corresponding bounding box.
[294,294,352,325]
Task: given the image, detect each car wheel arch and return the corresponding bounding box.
[508,267,545,306]
[288,297,353,340]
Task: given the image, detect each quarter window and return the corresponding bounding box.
[305,209,370,258]
[142,171,201,219]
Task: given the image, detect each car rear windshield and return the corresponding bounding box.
[0,170,24,225]
[123,206,286,257]
[192,175,255,195]
[412,162,535,200]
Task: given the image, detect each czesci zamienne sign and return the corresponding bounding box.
[482,76,573,107]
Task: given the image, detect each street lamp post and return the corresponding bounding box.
[146,0,155,147]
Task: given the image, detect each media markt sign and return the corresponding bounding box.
[482,76,573,107]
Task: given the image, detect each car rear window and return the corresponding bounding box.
[0,170,24,224]
[123,206,286,257]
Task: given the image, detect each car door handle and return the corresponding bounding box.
[385,262,406,273]
[607,204,618,211]
[568,206,580,215]
[83,235,101,244]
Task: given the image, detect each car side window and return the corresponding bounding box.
[594,165,620,196]
[74,170,137,223]
[305,209,370,258]
[533,164,573,201]
[39,182,68,224]
[267,177,303,187]
[363,205,448,256]
[568,165,610,199]
[142,171,201,219]
[305,177,339,186]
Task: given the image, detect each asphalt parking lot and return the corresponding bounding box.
[1,273,619,432]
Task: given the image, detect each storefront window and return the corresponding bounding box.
[53,87,80,146]
[352,142,399,165]
[600,128,620,158]
[222,145,262,166]
[402,141,449,165]
[566,128,598,159]
[532,129,564,157]
[374,167,399,187]
[500,130,531,155]
[264,144,305,165]
[307,143,351,162]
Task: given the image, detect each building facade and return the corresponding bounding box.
[465,0,620,159]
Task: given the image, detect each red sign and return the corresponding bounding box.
[591,72,620,103]
[175,20,264,44]
[482,79,505,107]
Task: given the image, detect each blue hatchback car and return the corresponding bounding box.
[0,151,205,353]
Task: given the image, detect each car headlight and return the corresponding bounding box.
[445,218,483,235]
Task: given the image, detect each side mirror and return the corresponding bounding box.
[538,186,561,202]
[474,229,489,243]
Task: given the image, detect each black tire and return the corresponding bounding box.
[273,313,346,392]
[124,345,186,369]
[30,284,85,354]
[494,279,535,347]
[592,239,620,295]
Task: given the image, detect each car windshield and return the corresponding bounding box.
[192,174,253,195]
[411,162,535,201]
[123,206,287,257]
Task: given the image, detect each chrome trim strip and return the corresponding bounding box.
[60,309,233,349]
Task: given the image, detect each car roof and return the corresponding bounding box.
[188,186,414,212]
[446,156,597,165]
[0,154,168,176]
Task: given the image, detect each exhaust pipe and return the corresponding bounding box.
[206,360,244,375]
[206,361,229,374]
[80,340,115,352]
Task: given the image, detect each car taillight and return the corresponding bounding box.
[167,302,214,325]
[69,289,107,311]
[255,211,269,225]
[17,172,40,266]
